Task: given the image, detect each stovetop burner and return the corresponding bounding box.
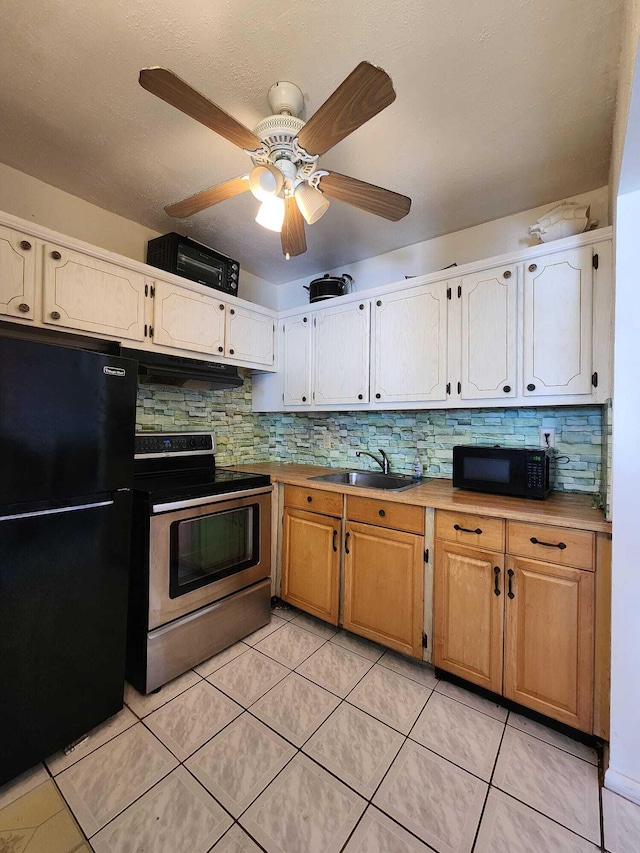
[133,431,270,501]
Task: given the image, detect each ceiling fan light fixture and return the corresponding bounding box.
[249,164,284,201]
[256,195,285,233]
[294,181,330,225]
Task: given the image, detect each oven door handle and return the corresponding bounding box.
[152,486,273,514]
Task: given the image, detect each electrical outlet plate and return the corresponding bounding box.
[539,426,556,449]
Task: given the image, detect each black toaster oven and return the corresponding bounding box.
[146,232,240,296]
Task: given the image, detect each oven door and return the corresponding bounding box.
[148,487,271,629]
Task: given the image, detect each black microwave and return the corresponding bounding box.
[452,445,553,499]
[146,232,240,296]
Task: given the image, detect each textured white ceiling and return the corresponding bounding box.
[0,0,623,283]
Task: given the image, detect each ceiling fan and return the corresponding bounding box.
[139,62,411,258]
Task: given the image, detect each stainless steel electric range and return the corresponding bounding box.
[126,431,272,694]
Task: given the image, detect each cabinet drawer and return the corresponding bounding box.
[283,485,342,517]
[346,496,424,534]
[507,521,594,570]
[436,510,505,552]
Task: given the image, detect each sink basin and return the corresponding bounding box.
[309,470,426,491]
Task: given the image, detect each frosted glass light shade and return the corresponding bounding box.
[249,164,284,201]
[294,182,330,224]
[255,196,285,232]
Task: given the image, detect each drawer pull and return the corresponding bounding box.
[530,536,566,550]
[307,495,312,503]
[345,531,351,554]
[332,529,338,552]
[494,566,501,596]
[378,509,385,517]
[507,568,515,599]
[454,523,482,535]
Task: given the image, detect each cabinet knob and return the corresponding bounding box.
[18,303,30,313]
[359,303,364,310]
[50,311,61,320]
[307,495,312,503]
[376,300,382,306]
[303,317,307,323]
[302,396,307,402]
[527,383,536,391]
[358,394,363,400]
[528,263,537,272]
[503,270,512,279]
[219,303,224,311]
[229,349,235,355]
[378,509,386,517]
[218,346,223,353]
[19,240,31,251]
[230,308,235,315]
[503,385,511,393]
[51,250,62,260]
[375,393,381,399]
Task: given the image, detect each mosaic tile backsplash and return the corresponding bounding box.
[136,373,607,508]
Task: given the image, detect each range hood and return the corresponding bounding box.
[120,348,243,389]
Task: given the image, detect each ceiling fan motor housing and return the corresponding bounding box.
[267,81,305,117]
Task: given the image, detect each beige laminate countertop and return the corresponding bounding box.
[231,462,611,533]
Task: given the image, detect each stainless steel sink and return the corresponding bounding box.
[309,470,426,491]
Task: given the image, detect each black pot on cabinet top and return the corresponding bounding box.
[304,273,353,303]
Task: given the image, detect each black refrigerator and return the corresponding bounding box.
[0,336,137,785]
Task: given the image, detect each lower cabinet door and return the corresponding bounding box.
[434,541,504,693]
[281,508,340,625]
[343,521,424,658]
[503,556,594,732]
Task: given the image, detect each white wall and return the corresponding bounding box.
[277,186,609,310]
[606,0,640,806]
[0,161,278,309]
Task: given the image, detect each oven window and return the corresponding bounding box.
[169,505,259,597]
[177,246,224,289]
[463,457,511,484]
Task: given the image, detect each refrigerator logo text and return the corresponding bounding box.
[103,366,126,377]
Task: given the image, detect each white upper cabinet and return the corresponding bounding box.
[313,300,370,405]
[459,264,517,400]
[0,225,36,321]
[371,282,449,403]
[225,305,274,365]
[43,244,147,340]
[282,313,313,406]
[152,280,226,355]
[523,246,593,396]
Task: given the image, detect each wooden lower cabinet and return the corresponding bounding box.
[433,541,504,693]
[504,556,595,732]
[281,508,340,625]
[342,521,424,658]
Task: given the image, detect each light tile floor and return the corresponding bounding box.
[2,603,640,852]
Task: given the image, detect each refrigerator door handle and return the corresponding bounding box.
[0,500,114,523]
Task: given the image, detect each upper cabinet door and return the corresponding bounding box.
[459,265,517,400]
[372,282,449,403]
[283,313,312,406]
[152,281,225,355]
[0,226,36,321]
[524,247,593,396]
[43,244,147,341]
[225,305,274,365]
[313,301,370,405]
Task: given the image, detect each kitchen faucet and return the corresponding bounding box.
[356,448,391,474]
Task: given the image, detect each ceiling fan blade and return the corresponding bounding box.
[165,176,250,217]
[297,61,396,156]
[281,197,307,257]
[319,172,411,221]
[140,68,262,150]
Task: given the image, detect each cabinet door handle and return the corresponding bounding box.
[494,566,501,596]
[454,523,482,535]
[18,303,30,313]
[51,250,62,260]
[19,240,31,251]
[332,529,338,552]
[378,509,385,517]
[50,311,61,320]
[530,536,567,550]
[507,569,515,599]
[345,531,351,554]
